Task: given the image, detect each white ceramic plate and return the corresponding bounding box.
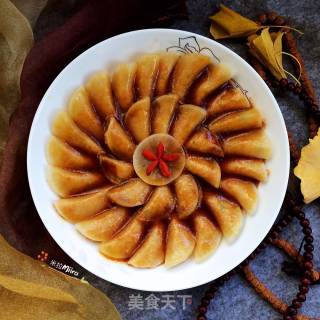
[27,29,290,291]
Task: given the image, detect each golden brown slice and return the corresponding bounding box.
[135,53,159,98]
[111,62,136,111]
[155,52,180,96]
[207,87,251,117]
[220,178,258,214]
[128,223,165,268]
[47,166,106,197]
[51,111,104,155]
[185,128,224,157]
[137,186,175,221]
[185,156,221,188]
[223,130,272,159]
[99,154,134,184]
[105,117,136,160]
[152,94,178,134]
[124,97,150,142]
[85,71,115,119]
[171,104,207,145]
[192,63,232,105]
[174,174,200,219]
[171,53,211,100]
[67,87,104,141]
[47,136,96,170]
[100,218,144,260]
[76,207,130,241]
[221,158,268,182]
[208,108,263,134]
[203,192,243,239]
[165,218,196,268]
[54,187,111,222]
[108,178,152,207]
[193,209,222,262]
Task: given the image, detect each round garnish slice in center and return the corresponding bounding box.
[133,134,186,186]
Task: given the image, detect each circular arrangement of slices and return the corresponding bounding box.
[47,52,272,269]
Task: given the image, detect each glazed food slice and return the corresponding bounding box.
[100,218,145,260]
[171,53,211,101]
[193,209,222,262]
[108,178,152,207]
[137,186,175,221]
[221,178,258,214]
[76,207,130,241]
[85,71,115,119]
[152,94,178,134]
[186,156,221,188]
[111,62,136,111]
[54,187,111,222]
[155,52,180,96]
[128,223,165,268]
[51,111,103,155]
[171,104,207,145]
[192,63,232,105]
[207,87,251,117]
[124,97,151,143]
[47,136,96,170]
[165,218,196,268]
[99,154,134,184]
[223,130,272,159]
[135,54,159,98]
[47,166,106,197]
[67,87,104,141]
[208,108,263,134]
[203,192,243,239]
[221,158,268,182]
[185,128,224,157]
[105,117,136,160]
[174,174,200,219]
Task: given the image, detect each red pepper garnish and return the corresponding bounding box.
[159,159,171,177]
[142,141,180,177]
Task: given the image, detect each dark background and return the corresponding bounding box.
[34,1,320,319]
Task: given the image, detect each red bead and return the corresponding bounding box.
[280,78,288,88]
[303,270,312,278]
[304,244,314,253]
[297,293,306,302]
[287,306,297,316]
[284,316,293,320]
[303,228,312,236]
[301,219,310,227]
[303,253,313,261]
[296,211,305,219]
[304,262,313,270]
[305,235,313,244]
[267,11,278,22]
[274,16,285,25]
[198,306,207,314]
[287,82,295,91]
[299,285,309,294]
[302,278,310,286]
[258,13,267,24]
[197,316,206,320]
[292,299,302,309]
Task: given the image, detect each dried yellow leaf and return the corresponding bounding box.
[209,4,259,39]
[294,128,320,204]
[248,29,286,80]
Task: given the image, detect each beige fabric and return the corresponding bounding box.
[0,0,34,163]
[0,235,121,320]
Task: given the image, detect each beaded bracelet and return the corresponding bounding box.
[196,11,319,320]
